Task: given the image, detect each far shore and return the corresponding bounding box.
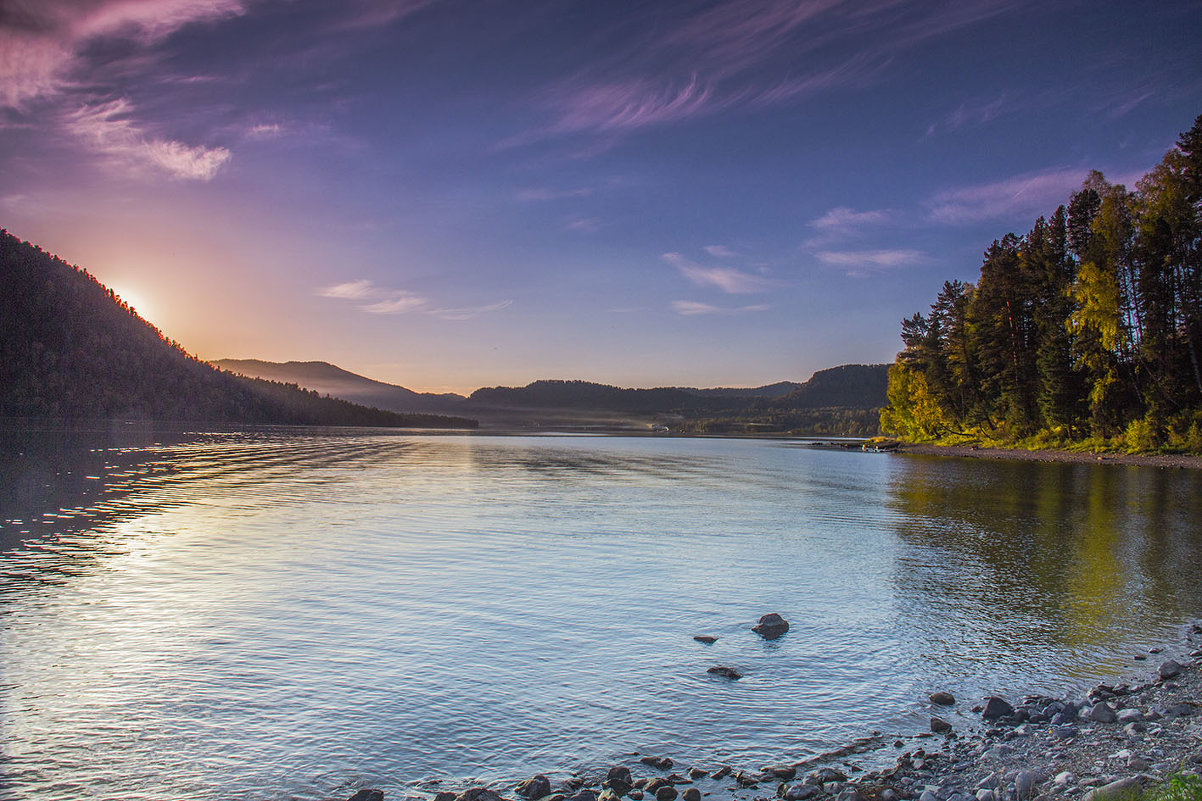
[891,442,1202,470]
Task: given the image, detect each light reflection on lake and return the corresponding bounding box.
[1,428,1199,800]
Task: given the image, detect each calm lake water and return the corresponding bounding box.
[1,427,1200,800]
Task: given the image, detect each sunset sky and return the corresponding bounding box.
[1,1,1199,393]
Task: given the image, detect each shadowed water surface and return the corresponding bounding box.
[1,427,1200,800]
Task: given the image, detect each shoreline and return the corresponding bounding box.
[342,622,1202,801]
[890,443,1202,470]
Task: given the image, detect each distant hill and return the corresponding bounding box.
[214,358,465,414]
[765,364,889,410]
[0,230,476,428]
[671,381,803,399]
[467,380,714,413]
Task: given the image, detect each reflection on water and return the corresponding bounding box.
[887,456,1202,688]
[0,429,1199,801]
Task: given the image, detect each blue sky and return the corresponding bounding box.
[1,0,1199,393]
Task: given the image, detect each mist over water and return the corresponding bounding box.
[1,428,1200,801]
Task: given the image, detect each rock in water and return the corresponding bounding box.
[605,766,633,796]
[981,696,1014,720]
[516,776,553,800]
[640,756,673,771]
[347,792,384,801]
[1158,659,1183,679]
[929,691,956,706]
[681,790,701,801]
[693,635,717,644]
[752,613,789,640]
[707,666,742,679]
[930,716,953,734]
[654,787,677,801]
[458,790,505,801]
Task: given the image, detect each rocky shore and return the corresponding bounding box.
[337,622,1202,801]
[891,443,1202,470]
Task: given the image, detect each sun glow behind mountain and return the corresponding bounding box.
[108,284,159,328]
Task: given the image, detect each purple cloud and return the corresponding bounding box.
[0,0,249,108]
[524,0,1034,141]
[66,98,231,180]
[549,75,719,135]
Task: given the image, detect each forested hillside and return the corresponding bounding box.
[0,231,476,428]
[881,115,1202,453]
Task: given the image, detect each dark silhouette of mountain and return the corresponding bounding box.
[466,369,884,416]
[671,381,803,399]
[468,380,715,413]
[214,359,465,414]
[764,364,889,410]
[0,230,476,428]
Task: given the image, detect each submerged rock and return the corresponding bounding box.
[930,691,956,706]
[752,613,790,640]
[346,792,384,801]
[458,790,505,801]
[646,756,674,771]
[931,716,953,734]
[707,666,743,679]
[516,775,553,800]
[693,635,717,644]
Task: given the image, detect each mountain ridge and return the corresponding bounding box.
[0,230,476,428]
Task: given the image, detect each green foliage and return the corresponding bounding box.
[881,114,1202,455]
[1138,773,1202,801]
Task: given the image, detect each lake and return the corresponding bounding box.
[1,427,1200,800]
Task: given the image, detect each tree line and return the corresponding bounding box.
[881,115,1202,452]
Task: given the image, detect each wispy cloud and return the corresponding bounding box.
[318,279,377,299]
[672,300,770,316]
[926,167,1086,224]
[704,245,738,258]
[428,299,514,321]
[522,0,1032,142]
[247,122,284,139]
[515,186,594,201]
[66,98,231,180]
[564,216,601,232]
[0,0,249,108]
[548,75,720,135]
[809,206,893,232]
[317,278,511,320]
[926,94,1010,136]
[815,248,923,277]
[803,205,893,248]
[662,252,774,294]
[362,294,428,314]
